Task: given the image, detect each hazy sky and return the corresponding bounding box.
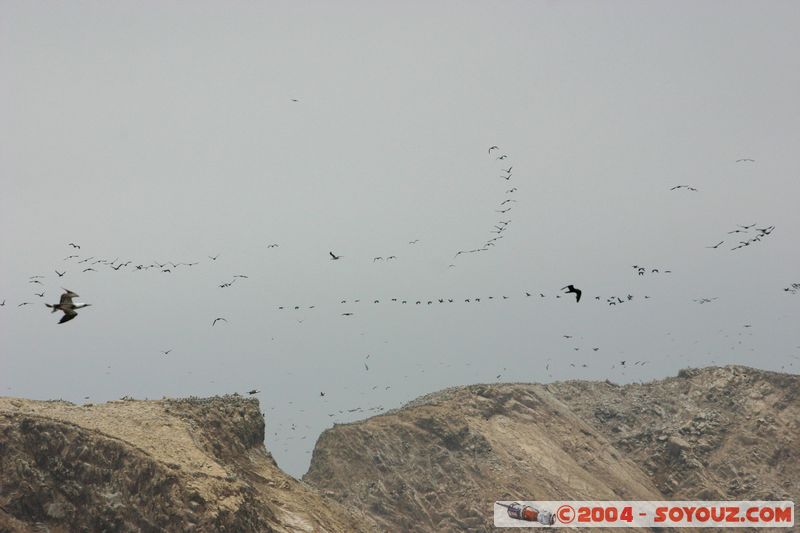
[2,1,799,477]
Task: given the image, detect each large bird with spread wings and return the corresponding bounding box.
[46,289,91,324]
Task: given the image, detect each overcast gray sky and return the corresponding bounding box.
[2,1,799,477]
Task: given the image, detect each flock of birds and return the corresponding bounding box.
[0,152,793,331]
[452,146,517,260]
[721,224,775,251]
[3,148,798,461]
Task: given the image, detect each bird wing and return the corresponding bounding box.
[329,252,336,259]
[59,310,78,324]
[575,289,582,302]
[59,291,77,305]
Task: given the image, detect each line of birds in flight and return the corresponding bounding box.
[3,222,792,322]
[3,152,793,326]
[708,223,776,251]
[451,146,518,260]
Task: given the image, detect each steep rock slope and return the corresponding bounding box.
[550,366,799,502]
[0,395,376,532]
[305,366,798,532]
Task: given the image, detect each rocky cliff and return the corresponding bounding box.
[1,366,796,533]
[304,366,798,532]
[0,396,376,532]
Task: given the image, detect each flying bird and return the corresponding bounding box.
[212,317,228,326]
[496,154,508,160]
[161,349,172,355]
[247,389,260,395]
[561,285,582,302]
[208,254,220,260]
[488,146,498,153]
[46,289,91,324]
[706,241,724,249]
[329,251,342,260]
[68,243,80,249]
[736,158,755,162]
[693,297,718,304]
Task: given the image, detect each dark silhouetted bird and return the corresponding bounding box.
[212,317,228,326]
[329,251,342,260]
[561,285,582,302]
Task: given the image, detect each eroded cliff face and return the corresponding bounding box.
[304,366,798,532]
[0,395,377,532]
[2,366,796,533]
[549,366,799,503]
